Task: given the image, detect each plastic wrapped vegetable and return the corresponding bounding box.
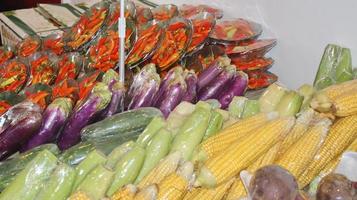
[105,1,136,26]
[170,105,211,161]
[259,83,288,113]
[249,165,299,200]
[156,71,187,118]
[106,141,135,169]
[0,150,58,200]
[242,100,260,119]
[22,83,52,110]
[197,56,230,90]
[42,33,65,55]
[128,64,161,110]
[21,98,73,152]
[165,101,196,136]
[228,96,248,118]
[28,51,58,86]
[101,81,125,118]
[316,173,355,200]
[202,110,224,140]
[16,35,41,58]
[335,48,353,84]
[0,101,42,160]
[182,69,198,103]
[187,12,215,53]
[36,163,76,200]
[0,59,28,93]
[55,53,82,84]
[52,79,80,103]
[136,117,166,147]
[77,70,101,102]
[151,4,178,21]
[136,6,153,26]
[57,82,111,150]
[0,45,15,65]
[0,92,25,115]
[218,71,248,109]
[198,65,236,101]
[276,91,304,117]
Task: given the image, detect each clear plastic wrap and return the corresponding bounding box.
[0,45,15,65]
[16,35,42,59]
[247,70,278,90]
[21,83,52,109]
[0,91,25,115]
[42,33,65,56]
[105,1,136,27]
[231,56,274,72]
[179,4,223,19]
[55,52,83,84]
[0,59,28,93]
[151,4,179,21]
[63,1,110,52]
[27,51,58,86]
[52,78,80,103]
[225,39,277,59]
[136,5,153,26]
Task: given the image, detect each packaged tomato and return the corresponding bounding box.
[52,78,79,103]
[63,1,110,51]
[231,57,274,71]
[21,83,52,109]
[27,51,58,86]
[126,21,164,67]
[0,45,15,65]
[0,91,25,115]
[247,70,278,90]
[210,18,263,43]
[151,17,192,71]
[55,52,82,84]
[179,4,223,19]
[136,6,153,26]
[187,12,215,54]
[151,4,178,21]
[42,33,65,56]
[0,59,28,93]
[85,19,136,72]
[17,35,42,58]
[105,1,136,27]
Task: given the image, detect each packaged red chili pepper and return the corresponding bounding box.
[136,5,153,26]
[55,52,82,84]
[210,18,263,44]
[0,91,25,115]
[187,12,215,54]
[0,59,28,93]
[52,78,79,103]
[179,4,223,19]
[0,45,15,65]
[105,1,136,27]
[225,39,277,60]
[151,4,178,22]
[21,83,52,109]
[85,19,136,72]
[16,35,42,58]
[42,33,65,56]
[247,70,278,90]
[77,70,101,102]
[27,51,58,86]
[63,1,110,51]
[126,21,164,67]
[231,57,274,71]
[151,17,193,71]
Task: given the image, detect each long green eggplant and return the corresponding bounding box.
[81,107,163,142]
[0,150,58,200]
[72,150,107,190]
[136,117,166,147]
[0,144,59,191]
[202,110,224,140]
[37,163,76,200]
[106,141,135,169]
[76,165,114,200]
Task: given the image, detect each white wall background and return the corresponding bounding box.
[152,0,357,89]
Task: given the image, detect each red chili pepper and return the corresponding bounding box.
[30,56,56,85]
[43,36,64,55]
[0,61,27,93]
[52,79,79,103]
[136,6,152,25]
[18,38,40,58]
[153,6,177,21]
[26,91,50,109]
[78,71,100,101]
[188,19,213,52]
[0,101,11,115]
[55,56,78,84]
[231,57,274,71]
[0,49,14,65]
[247,71,278,90]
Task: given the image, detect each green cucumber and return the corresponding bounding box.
[0,150,58,200]
[203,110,224,140]
[59,142,95,166]
[81,107,163,142]
[106,141,135,169]
[76,165,114,200]
[72,150,107,191]
[136,117,166,147]
[107,146,146,196]
[135,128,172,184]
[37,163,76,200]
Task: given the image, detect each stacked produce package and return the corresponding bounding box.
[0,0,357,199]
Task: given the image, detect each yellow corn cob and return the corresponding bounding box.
[182,188,200,200]
[111,185,137,200]
[134,185,157,200]
[156,173,188,200]
[277,109,315,158]
[332,92,357,117]
[137,152,181,189]
[68,191,91,200]
[275,118,331,177]
[225,179,247,200]
[196,117,295,188]
[194,112,279,163]
[193,178,235,200]
[298,115,357,188]
[320,137,357,176]
[248,141,283,172]
[323,79,357,100]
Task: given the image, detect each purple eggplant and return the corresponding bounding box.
[21,98,73,152]
[197,56,230,90]
[101,81,126,117]
[198,65,236,101]
[0,101,43,160]
[102,69,119,86]
[182,70,198,103]
[153,66,184,107]
[57,82,112,150]
[127,64,157,100]
[218,71,248,109]
[157,74,187,118]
